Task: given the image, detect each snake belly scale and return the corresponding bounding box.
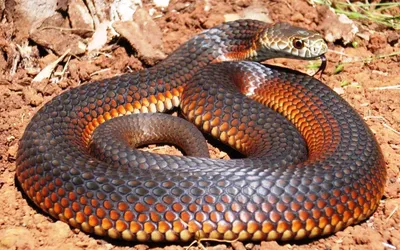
[16,20,386,242]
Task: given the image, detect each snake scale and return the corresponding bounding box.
[16,19,386,242]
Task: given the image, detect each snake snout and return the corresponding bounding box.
[310,38,328,57]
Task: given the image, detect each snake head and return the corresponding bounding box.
[257,22,328,60]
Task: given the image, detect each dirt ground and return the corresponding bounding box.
[0,0,399,249]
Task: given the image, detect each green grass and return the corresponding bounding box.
[310,0,400,29]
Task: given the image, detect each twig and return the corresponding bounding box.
[369,85,400,90]
[89,68,111,77]
[10,48,20,76]
[53,55,72,81]
[33,49,71,82]
[38,26,94,32]
[364,115,400,135]
[184,237,239,250]
[327,50,400,64]
[382,242,396,250]
[386,204,398,222]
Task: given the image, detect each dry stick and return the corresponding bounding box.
[364,115,400,135]
[184,237,239,250]
[89,68,111,77]
[382,242,397,250]
[53,55,72,82]
[386,205,399,222]
[33,49,71,82]
[38,26,94,32]
[327,49,400,64]
[10,49,20,76]
[370,85,400,90]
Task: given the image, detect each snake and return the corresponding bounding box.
[16,19,386,242]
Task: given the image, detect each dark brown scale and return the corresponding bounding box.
[16,19,386,242]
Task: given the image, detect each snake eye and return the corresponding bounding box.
[293,38,304,49]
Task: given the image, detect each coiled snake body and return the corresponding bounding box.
[16,20,386,242]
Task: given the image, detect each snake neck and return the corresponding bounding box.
[156,20,272,74]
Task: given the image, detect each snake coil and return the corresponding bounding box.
[16,20,386,242]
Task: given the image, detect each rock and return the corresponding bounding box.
[212,244,227,250]
[153,0,169,8]
[59,243,77,250]
[0,227,35,249]
[50,221,72,242]
[30,29,86,56]
[333,86,345,95]
[224,3,272,23]
[113,8,166,65]
[12,0,58,40]
[260,241,286,250]
[68,0,95,37]
[39,53,59,69]
[22,86,44,106]
[40,12,69,29]
[319,9,358,45]
[231,241,246,250]
[33,214,47,225]
[384,198,400,220]
[31,80,49,94]
[387,31,400,46]
[110,0,142,21]
[7,143,18,160]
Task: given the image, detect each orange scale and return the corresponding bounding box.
[165,211,177,222]
[172,203,183,213]
[312,209,321,219]
[83,205,92,215]
[72,201,81,212]
[188,204,198,213]
[123,211,135,222]
[76,211,86,224]
[155,203,167,213]
[64,208,73,219]
[298,210,309,221]
[173,220,185,233]
[138,214,148,223]
[150,212,161,222]
[103,200,113,210]
[88,215,99,227]
[188,220,201,232]
[158,221,170,233]
[117,202,128,211]
[305,218,316,231]
[291,220,303,233]
[130,221,142,233]
[110,210,120,221]
[318,217,329,229]
[60,197,69,207]
[41,186,49,196]
[180,211,191,222]
[68,192,77,201]
[102,218,113,230]
[44,197,53,209]
[117,105,126,115]
[35,192,43,203]
[96,208,106,218]
[116,220,128,232]
[54,202,63,214]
